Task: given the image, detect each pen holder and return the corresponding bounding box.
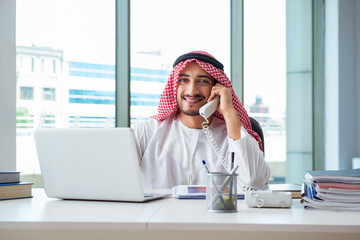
[206,172,238,213]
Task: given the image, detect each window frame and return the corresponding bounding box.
[313,0,325,171]
[0,0,16,170]
[115,0,130,127]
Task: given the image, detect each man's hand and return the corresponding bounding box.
[208,83,234,115]
[208,83,242,140]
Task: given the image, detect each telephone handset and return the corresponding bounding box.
[199,95,230,172]
[199,96,220,120]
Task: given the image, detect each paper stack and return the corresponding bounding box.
[301,169,360,211]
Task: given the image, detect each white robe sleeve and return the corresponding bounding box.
[132,119,154,165]
[228,126,271,187]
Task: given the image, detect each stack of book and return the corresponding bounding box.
[301,168,360,211]
[0,171,33,200]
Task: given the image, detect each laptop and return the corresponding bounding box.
[33,127,170,202]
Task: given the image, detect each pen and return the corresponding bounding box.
[202,160,210,173]
[202,160,226,209]
[231,152,235,170]
[229,152,235,208]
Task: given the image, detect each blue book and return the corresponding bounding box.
[0,182,33,200]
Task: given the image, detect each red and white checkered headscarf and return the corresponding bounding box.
[151,51,263,151]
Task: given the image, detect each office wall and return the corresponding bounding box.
[0,0,16,170]
[325,0,360,170]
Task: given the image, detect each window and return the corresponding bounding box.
[243,0,314,183]
[9,0,320,185]
[20,87,34,100]
[53,60,56,73]
[130,0,230,126]
[31,58,35,72]
[42,88,55,101]
[16,0,116,176]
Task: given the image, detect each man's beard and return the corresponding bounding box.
[176,95,204,116]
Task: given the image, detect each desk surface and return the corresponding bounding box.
[1,189,360,240]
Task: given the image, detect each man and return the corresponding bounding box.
[133,51,270,189]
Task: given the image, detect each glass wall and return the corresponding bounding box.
[14,0,315,184]
[130,0,230,125]
[16,0,116,174]
[243,0,313,183]
[285,0,313,183]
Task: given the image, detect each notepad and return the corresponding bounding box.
[172,185,245,199]
[252,183,302,199]
[267,183,302,199]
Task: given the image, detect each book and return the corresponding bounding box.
[305,169,360,183]
[301,196,360,211]
[315,182,360,190]
[301,172,360,211]
[315,191,360,202]
[0,182,33,200]
[0,171,20,184]
[316,186,360,195]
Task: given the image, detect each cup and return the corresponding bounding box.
[206,172,238,213]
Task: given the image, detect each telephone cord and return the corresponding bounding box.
[201,119,253,192]
[201,120,230,171]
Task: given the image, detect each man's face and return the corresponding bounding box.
[176,62,215,116]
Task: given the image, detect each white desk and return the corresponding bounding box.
[0,189,359,240]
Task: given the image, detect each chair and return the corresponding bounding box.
[249,117,265,154]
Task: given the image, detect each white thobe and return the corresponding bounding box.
[132,113,270,189]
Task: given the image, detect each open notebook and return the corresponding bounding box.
[33,128,170,202]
